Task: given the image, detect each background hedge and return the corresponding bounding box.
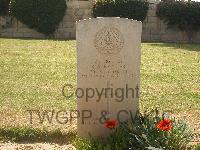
[93,0,149,22]
[0,0,10,16]
[156,1,200,41]
[10,0,67,35]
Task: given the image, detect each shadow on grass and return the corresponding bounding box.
[1,38,199,51]
[146,43,200,52]
[0,37,75,41]
[0,127,76,145]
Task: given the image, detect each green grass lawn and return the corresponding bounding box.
[0,38,199,133]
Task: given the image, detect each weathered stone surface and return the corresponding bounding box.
[148,16,158,23]
[142,33,151,41]
[62,22,75,28]
[0,32,13,37]
[62,15,73,22]
[76,17,142,138]
[67,1,92,9]
[150,34,160,41]
[148,9,156,17]
[148,22,160,32]
[17,28,35,33]
[13,32,24,37]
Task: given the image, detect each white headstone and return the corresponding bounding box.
[76,17,142,138]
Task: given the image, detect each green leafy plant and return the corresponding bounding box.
[74,110,192,150]
[156,1,200,42]
[93,0,149,22]
[196,144,200,150]
[9,0,67,35]
[0,0,10,16]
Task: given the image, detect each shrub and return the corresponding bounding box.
[10,0,67,35]
[74,110,192,150]
[93,0,149,22]
[156,1,200,42]
[0,0,10,16]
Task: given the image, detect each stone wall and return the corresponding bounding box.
[0,1,200,43]
[0,1,93,39]
[142,3,200,43]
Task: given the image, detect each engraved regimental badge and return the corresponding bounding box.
[94,26,124,55]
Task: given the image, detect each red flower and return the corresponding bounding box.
[104,119,118,129]
[157,118,172,131]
